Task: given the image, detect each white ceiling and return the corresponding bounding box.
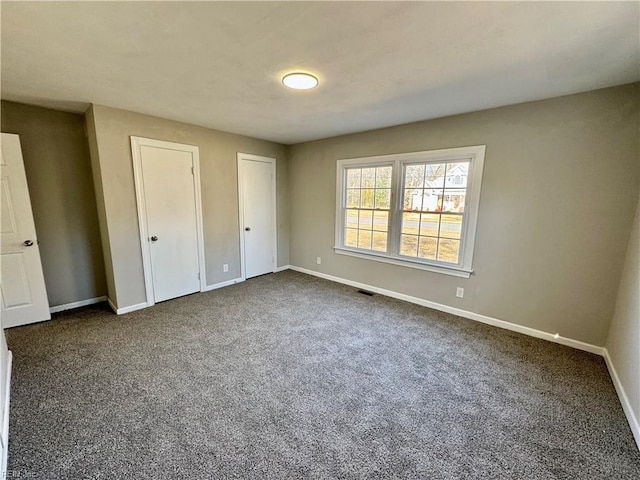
[2,1,638,145]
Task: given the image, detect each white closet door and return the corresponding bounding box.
[131,137,206,306]
[238,154,276,279]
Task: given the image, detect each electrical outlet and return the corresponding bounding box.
[456,287,464,298]
[316,256,322,265]
[223,264,229,272]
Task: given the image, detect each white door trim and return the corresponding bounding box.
[237,153,277,281]
[130,136,206,306]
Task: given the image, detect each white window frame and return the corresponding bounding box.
[334,145,486,278]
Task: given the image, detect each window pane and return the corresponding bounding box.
[346,209,359,229]
[358,230,372,249]
[419,213,440,237]
[404,189,422,211]
[373,211,388,232]
[372,232,387,252]
[402,212,420,234]
[405,164,425,188]
[376,166,392,188]
[346,189,360,208]
[347,169,361,188]
[425,163,446,188]
[440,214,462,239]
[445,162,469,188]
[400,234,418,256]
[362,168,376,188]
[360,189,375,208]
[418,236,437,260]
[375,189,391,209]
[345,228,358,247]
[442,189,465,213]
[358,210,373,230]
[343,166,392,255]
[437,238,460,263]
[422,189,443,212]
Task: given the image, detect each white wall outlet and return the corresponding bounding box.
[223,264,229,272]
[456,287,464,298]
[316,256,322,265]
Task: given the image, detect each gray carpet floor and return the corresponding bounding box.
[5,270,640,479]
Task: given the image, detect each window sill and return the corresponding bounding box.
[333,247,473,278]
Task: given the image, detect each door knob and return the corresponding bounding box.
[245,227,251,231]
[23,240,34,247]
[150,236,158,242]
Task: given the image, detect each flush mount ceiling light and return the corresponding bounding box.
[282,72,319,90]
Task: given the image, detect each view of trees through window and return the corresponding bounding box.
[344,165,391,251]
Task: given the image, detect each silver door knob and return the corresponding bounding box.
[150,236,158,242]
[23,240,34,247]
[245,227,251,231]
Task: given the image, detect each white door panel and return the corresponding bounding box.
[0,134,50,328]
[1,253,32,308]
[238,155,276,279]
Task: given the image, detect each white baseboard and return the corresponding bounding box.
[289,266,604,356]
[603,349,640,450]
[109,277,245,314]
[1,350,12,477]
[274,265,291,273]
[203,277,244,292]
[49,296,107,314]
[107,298,117,313]
[107,298,148,315]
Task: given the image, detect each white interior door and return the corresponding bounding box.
[132,138,205,305]
[238,154,276,279]
[0,133,50,328]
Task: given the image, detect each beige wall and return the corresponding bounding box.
[1,101,106,307]
[288,84,640,346]
[85,106,117,305]
[87,104,289,309]
[606,195,640,442]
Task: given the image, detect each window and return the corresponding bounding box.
[335,146,486,278]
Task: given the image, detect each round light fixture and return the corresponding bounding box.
[282,72,318,90]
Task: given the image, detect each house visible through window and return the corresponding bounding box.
[335,146,486,278]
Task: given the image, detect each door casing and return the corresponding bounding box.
[130,136,206,307]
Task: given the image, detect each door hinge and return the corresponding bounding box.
[191,166,194,175]
[197,272,200,280]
